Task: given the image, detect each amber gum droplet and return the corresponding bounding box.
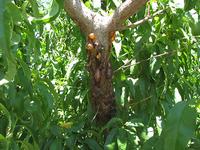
[87,43,94,50]
[88,33,96,41]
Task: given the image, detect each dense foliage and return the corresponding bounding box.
[0,0,199,149]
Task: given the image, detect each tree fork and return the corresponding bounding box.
[64,0,149,124]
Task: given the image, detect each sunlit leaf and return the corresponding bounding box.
[7,2,23,23]
[113,31,122,58]
[59,122,73,129]
[0,134,9,150]
[0,79,9,86]
[92,0,101,9]
[112,0,122,7]
[157,101,197,150]
[30,0,60,23]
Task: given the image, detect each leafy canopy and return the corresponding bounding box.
[0,0,199,149]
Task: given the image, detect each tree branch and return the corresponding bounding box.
[64,0,96,33]
[116,9,165,31]
[114,50,176,73]
[109,0,149,30]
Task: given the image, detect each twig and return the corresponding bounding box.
[116,95,152,111]
[116,9,165,31]
[91,106,99,122]
[147,0,150,16]
[130,96,152,107]
[114,50,176,73]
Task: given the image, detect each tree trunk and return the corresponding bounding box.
[86,32,116,124]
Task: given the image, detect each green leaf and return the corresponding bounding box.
[35,81,54,109]
[49,139,62,150]
[0,104,12,138]
[84,139,102,150]
[0,134,9,150]
[65,135,77,149]
[92,0,101,9]
[21,141,36,150]
[112,0,122,7]
[5,54,17,81]
[142,136,159,150]
[24,99,39,113]
[11,32,21,46]
[30,0,60,23]
[0,0,17,81]
[17,68,32,96]
[138,78,146,98]
[117,129,127,149]
[85,1,92,8]
[28,0,40,17]
[184,0,196,11]
[102,117,123,131]
[0,0,11,50]
[104,128,118,150]
[150,57,160,74]
[113,32,122,58]
[157,101,197,150]
[65,58,78,81]
[173,0,184,9]
[50,125,61,136]
[7,2,23,23]
[20,60,31,80]
[0,79,9,86]
[126,78,136,98]
[191,22,200,36]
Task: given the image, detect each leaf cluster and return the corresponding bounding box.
[0,0,199,149]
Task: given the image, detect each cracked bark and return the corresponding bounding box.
[64,0,149,124]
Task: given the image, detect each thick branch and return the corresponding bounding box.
[116,9,165,31]
[110,0,149,30]
[64,0,96,33]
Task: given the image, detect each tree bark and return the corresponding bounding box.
[64,0,149,124]
[87,38,116,124]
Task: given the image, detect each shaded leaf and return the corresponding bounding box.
[0,104,11,138]
[117,129,128,149]
[84,139,102,150]
[104,128,118,150]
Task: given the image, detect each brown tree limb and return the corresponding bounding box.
[109,0,149,30]
[64,0,153,34]
[116,9,165,31]
[64,0,97,33]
